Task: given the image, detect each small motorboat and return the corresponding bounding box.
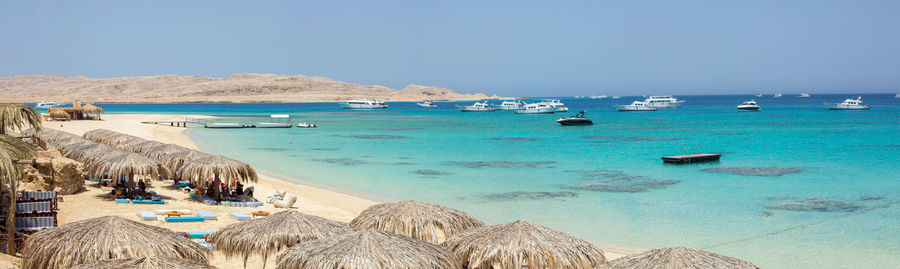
[35,101,60,109]
[556,111,593,125]
[737,100,761,111]
[615,101,656,111]
[417,100,437,108]
[825,96,869,110]
[799,93,811,98]
[297,122,318,128]
[459,101,495,112]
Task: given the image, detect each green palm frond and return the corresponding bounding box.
[0,104,42,134]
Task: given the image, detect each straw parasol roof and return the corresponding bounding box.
[350,200,485,244]
[122,140,166,154]
[48,108,70,120]
[275,229,456,269]
[82,129,116,142]
[180,155,258,188]
[85,150,169,180]
[208,210,352,267]
[61,141,112,163]
[602,247,759,269]
[143,143,191,161]
[70,257,216,269]
[441,220,607,269]
[21,216,210,269]
[81,103,104,113]
[83,129,145,147]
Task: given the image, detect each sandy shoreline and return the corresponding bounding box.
[44,114,635,267]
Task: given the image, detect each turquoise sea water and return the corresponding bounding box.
[91,94,899,268]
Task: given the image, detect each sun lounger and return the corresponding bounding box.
[16,200,53,214]
[197,211,217,220]
[137,211,157,221]
[15,215,56,231]
[202,195,217,205]
[197,240,214,250]
[228,212,251,221]
[154,209,193,215]
[187,231,214,239]
[165,216,205,223]
[132,199,165,204]
[115,198,130,203]
[274,194,297,208]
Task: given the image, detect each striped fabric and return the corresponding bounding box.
[16,201,52,213]
[21,191,57,201]
[15,216,55,231]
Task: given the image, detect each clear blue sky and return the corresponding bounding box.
[2,0,898,95]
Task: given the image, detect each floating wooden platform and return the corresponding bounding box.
[662,153,721,164]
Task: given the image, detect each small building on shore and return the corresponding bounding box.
[46,102,104,121]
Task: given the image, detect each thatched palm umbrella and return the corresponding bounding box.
[441,220,607,269]
[70,257,216,269]
[602,247,759,269]
[82,129,116,142]
[350,200,485,244]
[21,216,210,269]
[123,140,166,154]
[180,155,258,200]
[165,150,211,177]
[83,129,144,147]
[276,229,456,269]
[143,143,191,161]
[48,109,70,120]
[209,210,352,267]
[81,103,104,120]
[63,142,112,163]
[86,151,169,185]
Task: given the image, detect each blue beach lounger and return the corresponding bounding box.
[165,216,205,223]
[228,212,251,221]
[197,211,217,220]
[137,211,157,221]
[115,198,130,203]
[188,231,214,239]
[132,199,165,204]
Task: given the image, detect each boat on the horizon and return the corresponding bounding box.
[35,101,60,109]
[496,100,523,110]
[755,94,763,97]
[615,101,656,111]
[643,95,685,108]
[459,101,495,112]
[589,95,608,99]
[611,96,621,99]
[799,93,811,98]
[515,102,556,114]
[254,114,293,128]
[825,96,869,110]
[737,100,761,111]
[774,93,782,98]
[297,122,318,128]
[339,99,388,109]
[895,93,900,98]
[556,110,593,125]
[416,100,437,108]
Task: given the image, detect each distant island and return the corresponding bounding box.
[0,73,504,103]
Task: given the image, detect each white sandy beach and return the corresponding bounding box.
[44,114,634,268]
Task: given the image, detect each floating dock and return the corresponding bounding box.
[661,153,721,164]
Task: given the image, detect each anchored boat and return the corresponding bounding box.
[459,101,495,112]
[737,100,761,111]
[825,96,869,110]
[340,99,388,109]
[556,111,593,125]
[615,101,656,111]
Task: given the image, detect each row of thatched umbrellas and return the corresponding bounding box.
[19,199,759,269]
[32,128,258,196]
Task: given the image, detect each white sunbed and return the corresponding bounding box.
[197,211,217,220]
[137,211,157,221]
[229,212,251,221]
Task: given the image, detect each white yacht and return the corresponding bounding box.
[615,101,657,111]
[35,101,60,109]
[774,93,782,98]
[459,101,495,112]
[611,96,621,99]
[515,102,556,114]
[339,99,388,109]
[737,100,761,111]
[496,100,523,110]
[538,99,568,112]
[643,95,685,108]
[589,95,608,99]
[417,100,437,108]
[825,96,869,110]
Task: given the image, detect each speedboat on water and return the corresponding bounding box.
[515,102,555,114]
[825,96,869,110]
[615,101,656,111]
[297,122,318,128]
[737,100,761,111]
[556,110,593,125]
[799,93,810,98]
[459,101,495,112]
[643,95,685,108]
[35,101,60,109]
[339,99,388,109]
[538,99,568,112]
[496,100,523,110]
[417,100,437,108]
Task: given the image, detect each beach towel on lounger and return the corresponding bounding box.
[197,211,217,220]
[137,211,157,221]
[228,212,251,221]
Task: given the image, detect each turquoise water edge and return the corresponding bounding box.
[96,94,899,268]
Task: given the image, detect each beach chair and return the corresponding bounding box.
[115,198,130,203]
[20,191,58,210]
[228,212,251,221]
[132,199,165,204]
[137,211,157,221]
[165,216,205,223]
[197,211,217,220]
[187,231,214,239]
[16,200,53,214]
[274,194,297,208]
[14,212,57,232]
[197,240,214,250]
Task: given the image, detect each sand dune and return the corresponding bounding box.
[0,74,504,103]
